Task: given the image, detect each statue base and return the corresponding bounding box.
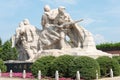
[4,48,112,72]
[4,60,33,72]
[34,48,112,61]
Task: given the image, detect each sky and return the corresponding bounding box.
[0,0,120,44]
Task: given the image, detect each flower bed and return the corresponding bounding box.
[59,77,74,80]
[1,73,84,80]
[1,72,34,78]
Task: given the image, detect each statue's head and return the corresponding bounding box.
[58,6,65,14]
[44,5,51,12]
[19,22,24,27]
[23,19,30,25]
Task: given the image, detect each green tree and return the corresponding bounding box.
[0,40,18,61]
[0,38,2,46]
[0,59,7,72]
[0,38,3,60]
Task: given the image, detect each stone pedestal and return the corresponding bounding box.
[4,60,33,72]
[34,48,112,61]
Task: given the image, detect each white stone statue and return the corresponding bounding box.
[21,19,39,61]
[54,6,71,49]
[12,21,28,60]
[39,5,60,50]
[54,6,85,49]
[53,6,96,49]
[13,19,39,61]
[12,5,112,62]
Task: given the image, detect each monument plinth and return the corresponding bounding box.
[11,5,112,62]
[4,60,32,72]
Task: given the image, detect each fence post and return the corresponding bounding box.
[96,70,98,80]
[23,70,26,79]
[9,70,13,78]
[110,68,113,78]
[0,69,1,77]
[55,70,59,80]
[38,70,41,80]
[76,71,80,80]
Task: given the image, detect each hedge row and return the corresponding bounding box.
[31,55,100,80]
[96,56,120,77]
[96,42,120,51]
[31,56,55,77]
[1,55,120,80]
[31,55,120,80]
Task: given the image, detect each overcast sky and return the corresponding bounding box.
[0,0,120,44]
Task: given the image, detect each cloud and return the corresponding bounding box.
[81,18,95,26]
[40,0,77,6]
[93,34,107,44]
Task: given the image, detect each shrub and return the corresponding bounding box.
[96,56,120,77]
[50,55,75,77]
[113,56,120,64]
[0,59,7,72]
[69,56,100,80]
[112,59,120,76]
[31,56,55,77]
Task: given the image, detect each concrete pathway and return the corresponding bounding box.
[98,76,120,80]
[1,77,120,80]
[0,77,35,80]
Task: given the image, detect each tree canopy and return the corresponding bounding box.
[0,39,18,61]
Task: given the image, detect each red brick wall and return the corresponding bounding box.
[105,50,120,56]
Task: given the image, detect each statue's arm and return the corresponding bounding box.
[41,14,48,29]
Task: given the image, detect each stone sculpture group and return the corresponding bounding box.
[12,5,111,61]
